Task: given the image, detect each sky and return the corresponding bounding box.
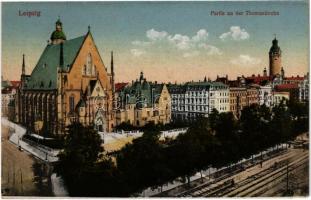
[1,1,309,83]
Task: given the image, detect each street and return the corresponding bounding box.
[1,125,53,196]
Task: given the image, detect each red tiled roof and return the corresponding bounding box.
[115,82,128,92]
[10,81,20,88]
[2,87,13,94]
[284,76,304,81]
[246,75,270,84]
[275,84,299,90]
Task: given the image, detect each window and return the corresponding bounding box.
[69,95,75,112]
[92,65,96,76]
[83,65,87,75]
[87,53,92,75]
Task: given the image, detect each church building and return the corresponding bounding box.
[15,19,115,137]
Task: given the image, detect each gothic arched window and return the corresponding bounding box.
[83,65,87,75]
[87,53,92,75]
[92,65,96,76]
[69,94,75,112]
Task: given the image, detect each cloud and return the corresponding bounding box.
[220,26,250,41]
[130,49,145,57]
[132,40,151,47]
[230,54,261,66]
[146,29,168,41]
[131,28,222,56]
[183,51,200,58]
[168,34,192,50]
[199,43,222,55]
[192,29,209,43]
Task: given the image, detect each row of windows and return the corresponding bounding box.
[172,105,209,112]
[172,98,230,105]
[219,106,228,111]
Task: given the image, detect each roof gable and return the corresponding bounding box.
[90,80,106,97]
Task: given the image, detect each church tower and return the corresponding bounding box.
[269,36,282,77]
[50,18,66,44]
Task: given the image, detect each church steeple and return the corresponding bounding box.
[263,67,267,77]
[50,18,66,44]
[22,54,25,75]
[140,71,144,82]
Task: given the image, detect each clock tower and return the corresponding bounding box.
[269,36,282,77]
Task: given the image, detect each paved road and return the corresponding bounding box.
[1,125,53,196]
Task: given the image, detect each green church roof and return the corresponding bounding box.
[119,78,165,108]
[26,35,86,90]
[50,30,67,40]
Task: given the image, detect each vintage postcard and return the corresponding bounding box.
[1,0,309,197]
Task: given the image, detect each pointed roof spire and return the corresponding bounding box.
[140,71,144,81]
[22,54,25,75]
[56,16,62,26]
[88,25,91,33]
[111,51,114,75]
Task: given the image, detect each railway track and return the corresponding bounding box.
[176,149,305,197]
[238,155,308,197]
[222,152,309,197]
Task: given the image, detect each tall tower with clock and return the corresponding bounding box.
[269,36,282,77]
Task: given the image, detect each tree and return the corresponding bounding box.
[55,122,118,196]
[116,130,174,194]
[214,112,240,167]
[208,108,219,133]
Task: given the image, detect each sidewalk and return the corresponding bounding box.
[2,118,60,162]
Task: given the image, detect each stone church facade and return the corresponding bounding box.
[15,19,115,137]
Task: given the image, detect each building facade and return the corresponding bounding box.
[169,81,229,121]
[272,91,290,106]
[299,73,309,102]
[229,87,259,118]
[274,84,299,102]
[258,84,273,107]
[2,80,20,119]
[15,19,114,136]
[116,72,171,127]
